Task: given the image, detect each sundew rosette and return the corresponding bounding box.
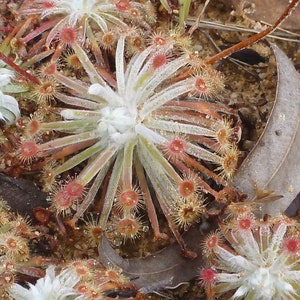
[200,209,300,299]
[19,33,240,255]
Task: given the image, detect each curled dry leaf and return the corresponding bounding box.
[98,44,300,293]
[98,226,208,293]
[233,43,300,216]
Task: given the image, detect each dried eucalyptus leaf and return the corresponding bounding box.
[233,43,300,215]
[99,226,210,293]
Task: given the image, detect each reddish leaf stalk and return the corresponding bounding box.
[0,51,40,84]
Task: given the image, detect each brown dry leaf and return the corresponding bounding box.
[233,43,300,216]
[98,226,208,293]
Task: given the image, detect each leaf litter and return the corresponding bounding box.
[233,43,300,216]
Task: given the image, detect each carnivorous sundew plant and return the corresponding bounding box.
[200,205,300,299]
[16,0,156,61]
[16,32,241,256]
[10,261,137,300]
[0,0,300,298]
